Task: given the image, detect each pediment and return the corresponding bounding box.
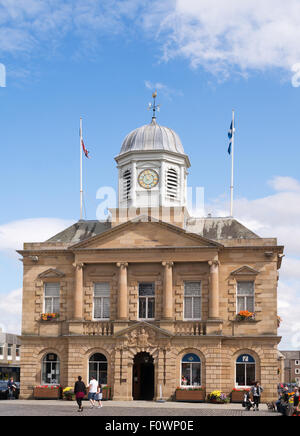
[38,268,65,279]
[230,266,260,276]
[70,218,222,250]
[115,321,173,347]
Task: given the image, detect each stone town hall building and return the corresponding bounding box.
[19,111,284,401]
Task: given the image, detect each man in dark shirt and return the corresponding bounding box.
[7,378,17,400]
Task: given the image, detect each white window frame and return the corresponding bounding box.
[7,344,12,361]
[16,345,20,361]
[138,283,155,321]
[235,355,256,389]
[295,368,300,375]
[41,353,60,386]
[295,360,300,366]
[180,354,202,388]
[183,281,202,321]
[44,282,60,314]
[93,282,110,320]
[0,344,4,360]
[236,281,255,314]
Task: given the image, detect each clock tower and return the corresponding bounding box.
[115,94,191,212]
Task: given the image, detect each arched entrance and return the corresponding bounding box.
[132,352,154,400]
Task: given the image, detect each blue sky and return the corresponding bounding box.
[0,0,300,350]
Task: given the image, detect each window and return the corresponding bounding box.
[7,344,12,360]
[89,353,107,385]
[123,170,131,201]
[42,353,60,385]
[94,283,110,319]
[166,168,179,200]
[0,344,4,360]
[184,282,201,320]
[295,369,300,375]
[237,281,255,313]
[181,353,201,387]
[44,283,60,314]
[138,283,155,320]
[295,360,300,366]
[236,354,256,387]
[16,345,20,361]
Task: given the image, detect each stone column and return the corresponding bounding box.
[162,262,174,320]
[208,260,220,319]
[73,263,84,320]
[117,262,128,320]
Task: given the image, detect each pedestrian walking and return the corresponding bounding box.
[88,376,98,408]
[96,384,103,408]
[251,381,264,411]
[74,376,86,412]
[7,377,17,400]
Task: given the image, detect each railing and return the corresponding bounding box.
[174,322,207,336]
[83,322,114,336]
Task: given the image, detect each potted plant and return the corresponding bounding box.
[235,311,255,321]
[33,385,62,399]
[175,387,205,402]
[207,390,230,404]
[63,387,75,401]
[231,388,250,403]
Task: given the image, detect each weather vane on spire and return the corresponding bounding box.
[148,90,160,120]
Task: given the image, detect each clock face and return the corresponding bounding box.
[138,169,159,189]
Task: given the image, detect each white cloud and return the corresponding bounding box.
[0,288,22,334]
[143,0,300,84]
[291,63,300,88]
[0,217,73,253]
[1,1,300,85]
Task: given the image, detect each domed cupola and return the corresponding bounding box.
[119,118,185,156]
[115,92,190,210]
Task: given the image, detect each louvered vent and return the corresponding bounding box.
[123,170,131,200]
[166,168,178,200]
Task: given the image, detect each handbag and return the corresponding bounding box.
[76,391,85,399]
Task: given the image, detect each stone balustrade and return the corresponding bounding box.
[174,321,207,336]
[83,322,114,336]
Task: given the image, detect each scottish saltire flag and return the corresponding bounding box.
[228,121,233,155]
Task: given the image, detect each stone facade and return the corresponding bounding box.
[19,214,284,402]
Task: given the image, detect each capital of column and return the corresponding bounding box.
[73,262,84,269]
[208,260,220,267]
[117,262,128,269]
[162,261,174,268]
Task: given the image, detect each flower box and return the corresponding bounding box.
[175,388,205,402]
[33,386,62,399]
[235,311,255,322]
[231,389,250,403]
[207,390,230,404]
[40,313,60,322]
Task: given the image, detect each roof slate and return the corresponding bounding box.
[46,217,259,245]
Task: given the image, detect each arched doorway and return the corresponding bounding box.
[132,352,154,400]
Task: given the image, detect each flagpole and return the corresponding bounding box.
[230,110,235,217]
[80,117,83,220]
